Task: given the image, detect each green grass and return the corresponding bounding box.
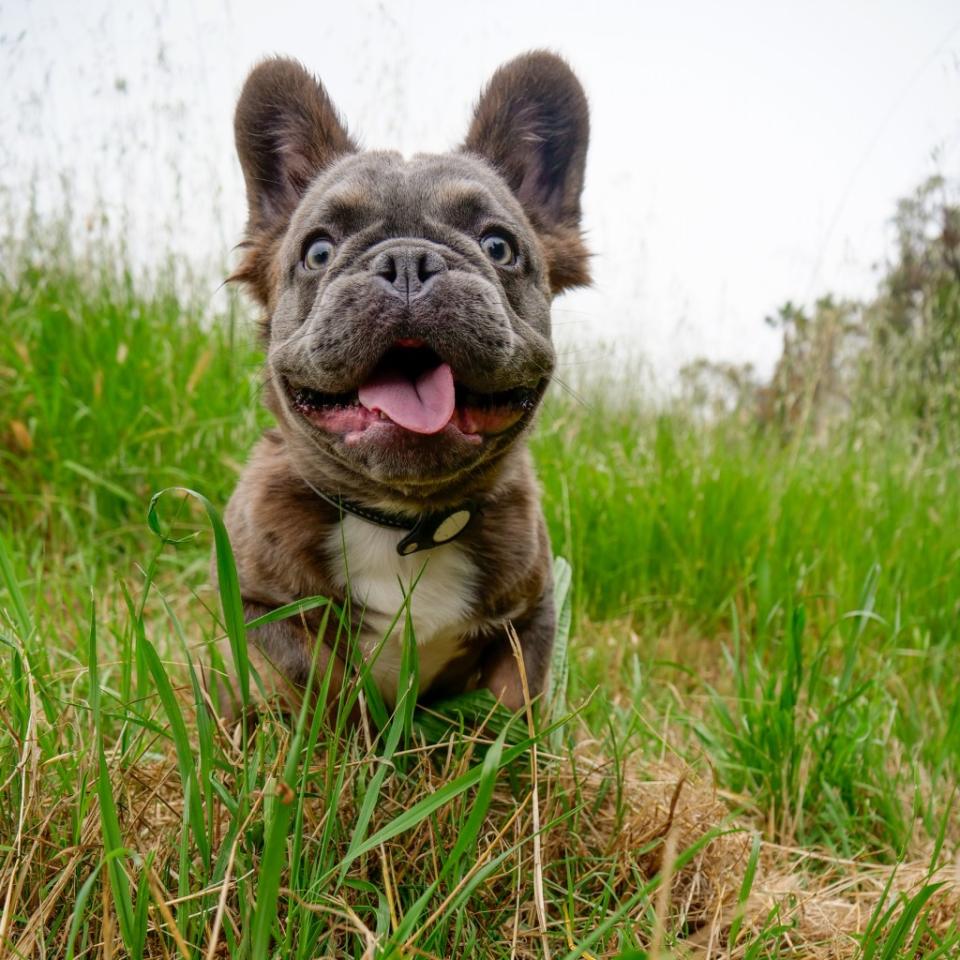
[0,253,958,957]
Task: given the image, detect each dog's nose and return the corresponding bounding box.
[370,246,446,303]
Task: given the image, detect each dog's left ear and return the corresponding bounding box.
[463,51,590,292]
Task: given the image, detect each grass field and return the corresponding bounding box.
[1,250,959,958]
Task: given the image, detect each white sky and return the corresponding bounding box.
[2,0,959,385]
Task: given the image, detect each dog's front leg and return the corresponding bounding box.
[208,600,358,727]
[479,588,556,713]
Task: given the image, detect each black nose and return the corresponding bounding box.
[370,246,446,302]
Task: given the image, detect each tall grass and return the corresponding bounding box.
[1,247,958,956]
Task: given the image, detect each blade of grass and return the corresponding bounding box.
[87,607,136,954]
[138,633,210,867]
[148,486,250,710]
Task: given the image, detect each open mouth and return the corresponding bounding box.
[287,344,540,440]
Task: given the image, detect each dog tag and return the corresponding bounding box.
[397,504,476,555]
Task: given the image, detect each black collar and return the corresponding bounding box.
[309,487,478,556]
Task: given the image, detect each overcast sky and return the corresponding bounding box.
[2,0,959,384]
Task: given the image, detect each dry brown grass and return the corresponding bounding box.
[5,704,958,959]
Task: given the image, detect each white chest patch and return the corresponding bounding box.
[326,516,479,703]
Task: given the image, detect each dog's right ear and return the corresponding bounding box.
[234,57,356,232]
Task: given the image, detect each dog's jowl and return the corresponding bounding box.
[214,51,590,719]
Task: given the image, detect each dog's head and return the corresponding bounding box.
[232,52,589,502]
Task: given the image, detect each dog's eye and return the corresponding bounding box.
[303,238,334,271]
[480,233,516,266]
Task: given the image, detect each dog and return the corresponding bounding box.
[214,51,590,721]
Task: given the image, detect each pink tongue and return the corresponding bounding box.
[358,362,455,434]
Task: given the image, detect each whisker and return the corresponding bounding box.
[548,375,591,409]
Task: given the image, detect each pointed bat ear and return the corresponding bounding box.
[462,51,590,292]
[234,57,357,231]
[463,50,589,231]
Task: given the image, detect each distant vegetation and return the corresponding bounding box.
[682,175,960,439]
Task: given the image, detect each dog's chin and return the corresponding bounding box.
[278,375,542,490]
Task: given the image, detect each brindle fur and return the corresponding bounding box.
[213,51,590,719]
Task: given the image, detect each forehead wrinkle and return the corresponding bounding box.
[317,186,378,233]
[431,180,500,225]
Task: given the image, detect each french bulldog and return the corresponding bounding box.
[216,51,590,720]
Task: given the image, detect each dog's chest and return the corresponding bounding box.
[326,516,478,701]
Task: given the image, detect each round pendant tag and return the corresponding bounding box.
[395,503,476,555]
[432,509,472,543]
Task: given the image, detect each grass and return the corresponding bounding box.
[0,248,958,957]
